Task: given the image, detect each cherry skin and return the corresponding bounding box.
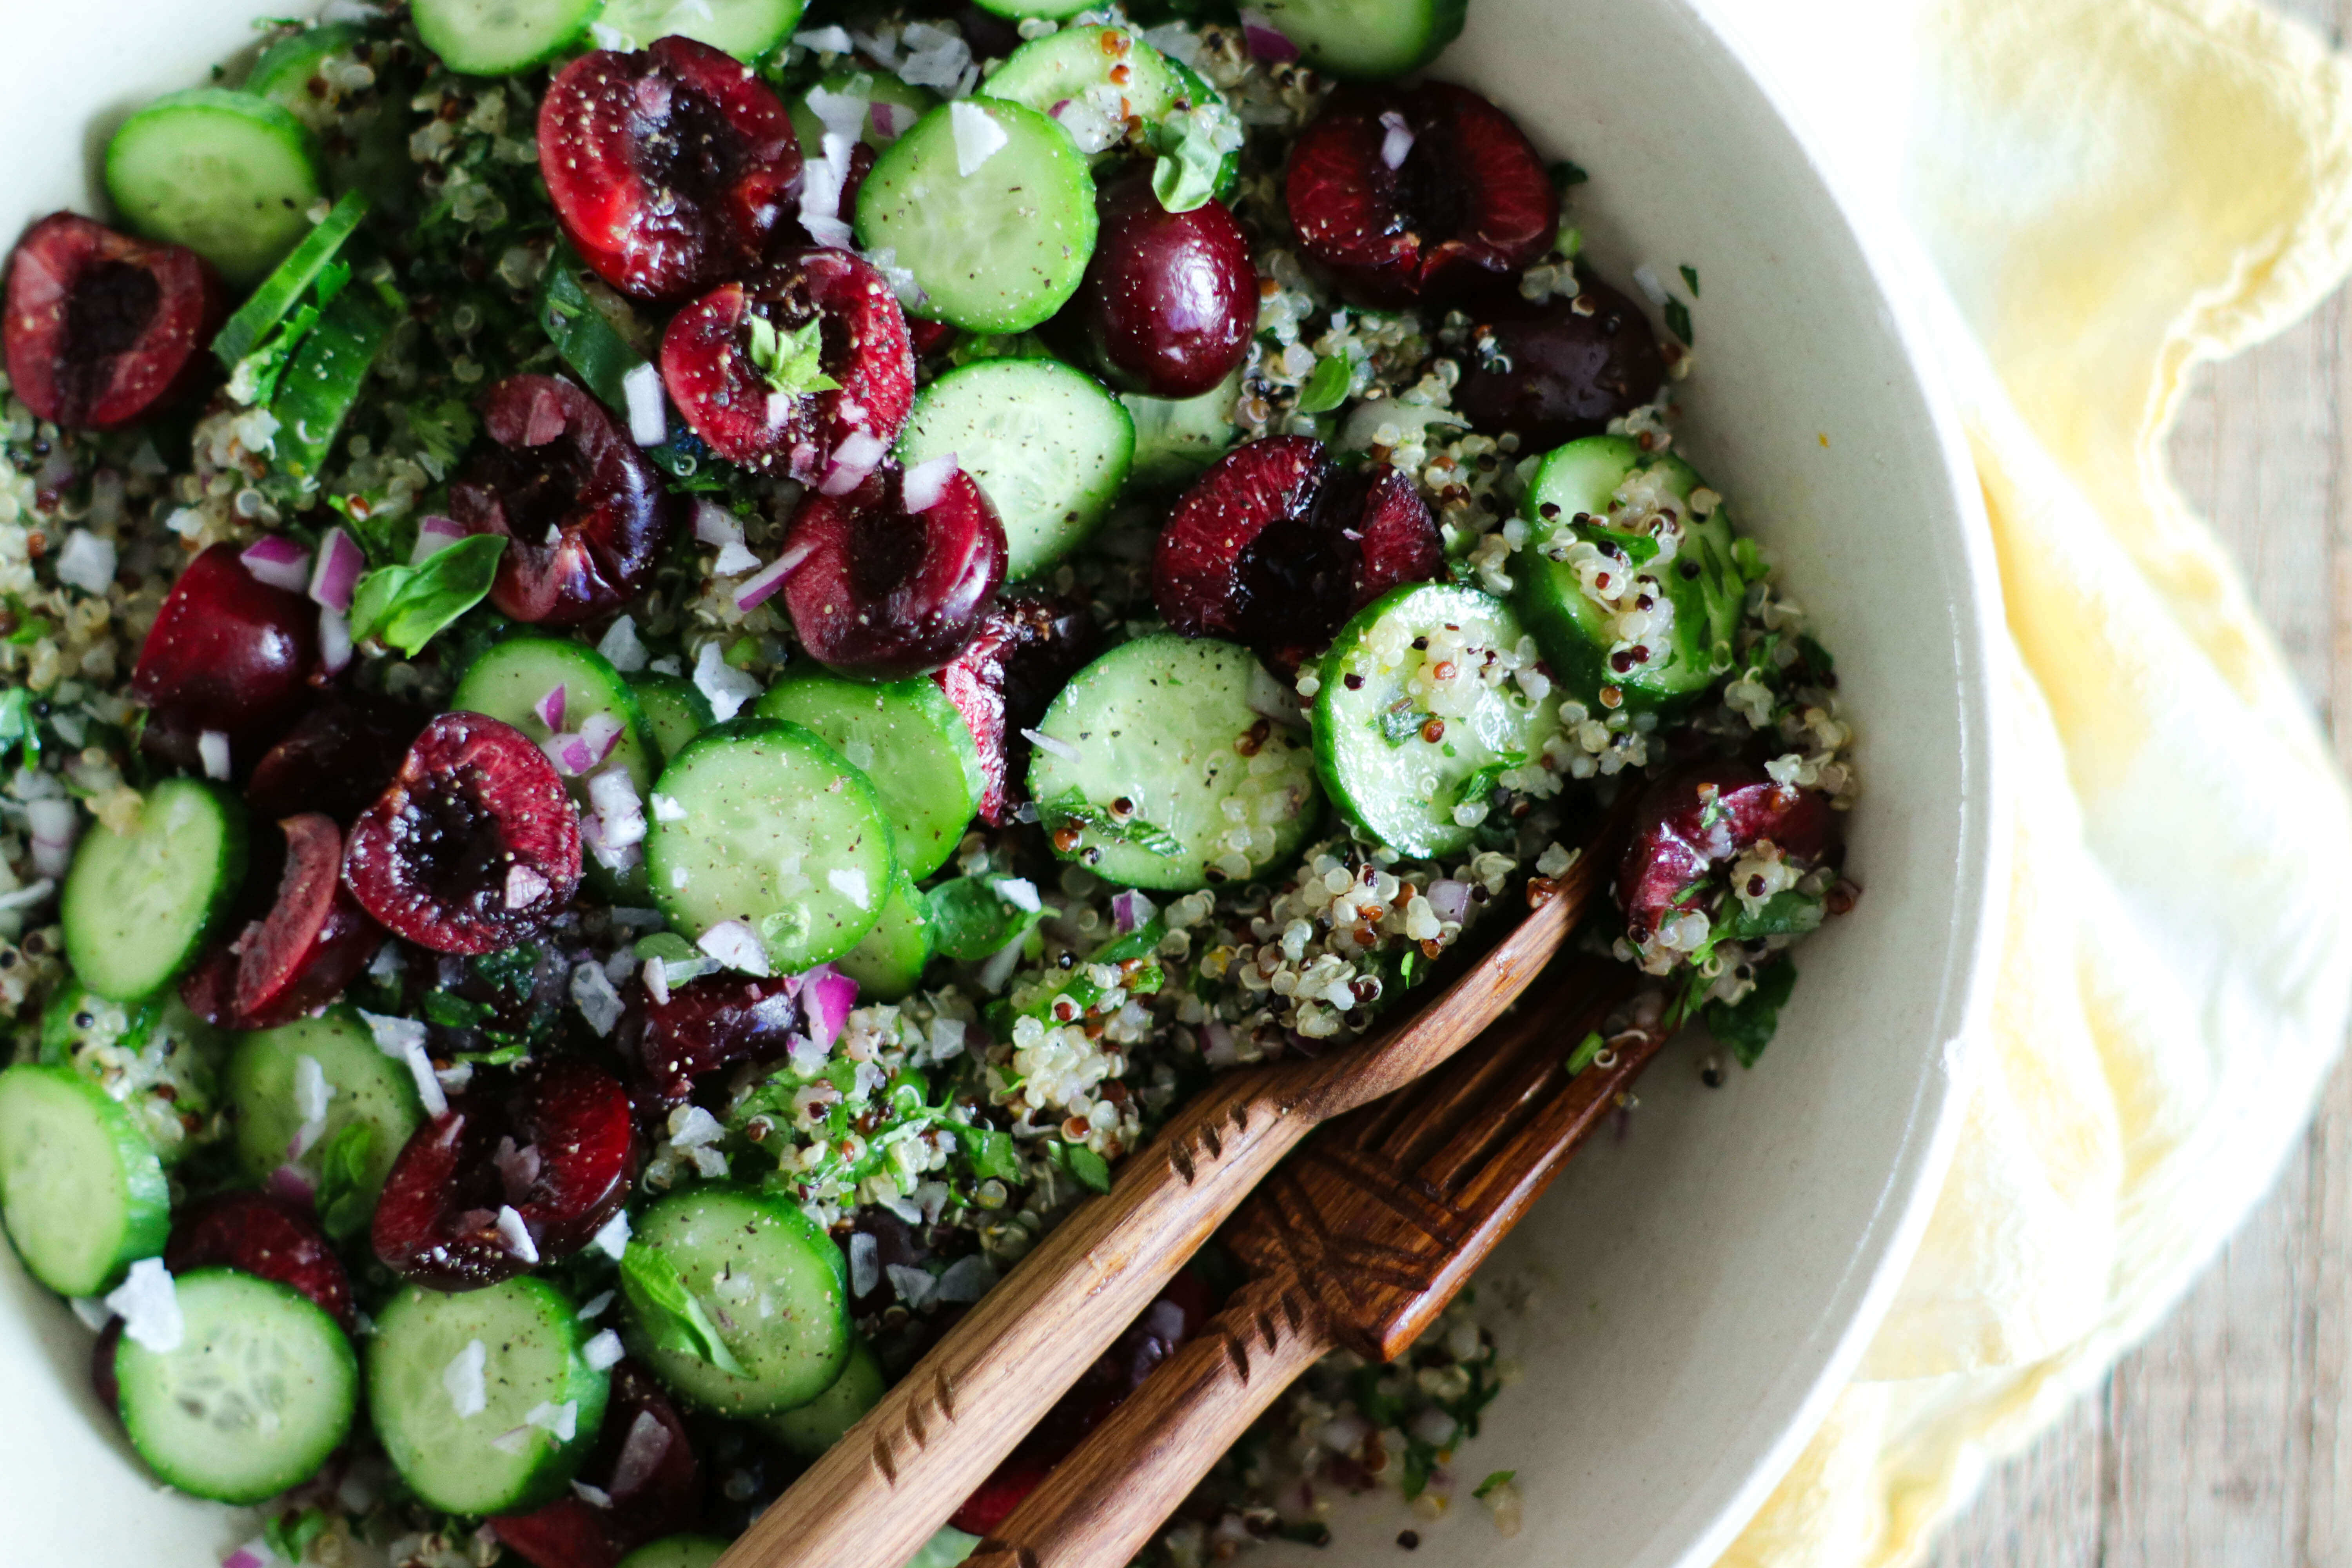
[184,813,383,1031]
[1616,762,1838,942]
[164,1191,358,1332]
[494,1363,702,1568]
[934,592,1099,826]
[632,972,804,1110]
[1452,279,1667,450]
[782,463,1007,679]
[244,693,428,826]
[131,542,318,765]
[3,211,224,429]
[1077,173,1256,399]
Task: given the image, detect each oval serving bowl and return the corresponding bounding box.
[0,0,2003,1563]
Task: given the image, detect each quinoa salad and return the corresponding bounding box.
[0,0,1859,1564]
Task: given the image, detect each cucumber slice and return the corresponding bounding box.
[414,0,603,76]
[62,777,247,1002]
[104,89,323,288]
[211,188,368,369]
[1247,0,1467,80]
[226,1009,425,1232]
[753,671,983,879]
[593,0,806,61]
[0,1063,170,1297]
[454,635,661,798]
[789,72,940,157]
[247,25,413,214]
[618,1540,731,1568]
[969,0,1093,25]
[620,1184,850,1416]
[645,720,896,970]
[368,1277,610,1515]
[632,673,716,765]
[1027,635,1321,892]
[1120,367,1241,490]
[855,100,1097,335]
[41,986,221,1168]
[114,1269,358,1504]
[269,285,395,495]
[1514,436,1744,710]
[1312,584,1563,858]
[896,358,1133,580]
[758,1333,884,1457]
[978,25,1186,140]
[835,869,931,1003]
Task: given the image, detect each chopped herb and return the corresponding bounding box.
[1548,159,1589,188]
[744,314,840,397]
[347,534,505,657]
[925,876,1055,962]
[618,1241,746,1376]
[401,397,478,481]
[1679,265,1700,298]
[1664,298,1694,347]
[1704,958,1798,1068]
[1474,1470,1517,1501]
[1295,352,1354,414]
[0,687,39,769]
[1059,1140,1112,1194]
[1450,752,1526,809]
[1565,1030,1605,1075]
[263,1506,332,1566]
[309,1123,376,1242]
[963,1126,1023,1183]
[1377,701,1434,747]
[1042,791,1185,859]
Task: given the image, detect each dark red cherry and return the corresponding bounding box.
[906,318,959,360]
[633,972,803,1109]
[165,1191,358,1332]
[540,37,801,303]
[934,592,1099,826]
[1153,435,1443,670]
[1617,762,1838,941]
[211,813,383,1030]
[1452,279,1666,449]
[91,1318,124,1412]
[3,211,225,430]
[452,374,685,628]
[245,694,429,825]
[1077,174,1256,399]
[372,1058,639,1289]
[659,247,914,476]
[495,1363,702,1568]
[341,712,581,955]
[131,542,318,762]
[1286,83,1557,308]
[782,463,1007,679]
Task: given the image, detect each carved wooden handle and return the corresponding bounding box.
[969,1274,1336,1568]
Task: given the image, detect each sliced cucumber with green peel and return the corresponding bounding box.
[41,986,221,1168]
[414,0,603,75]
[855,100,1097,334]
[211,188,368,369]
[0,1064,169,1297]
[247,25,413,213]
[247,23,369,105]
[979,25,1187,135]
[969,0,1093,24]
[897,358,1133,580]
[368,1276,610,1515]
[115,1269,357,1504]
[1313,584,1563,859]
[790,71,939,154]
[645,720,896,969]
[1247,0,1467,80]
[454,635,661,798]
[633,673,715,765]
[759,1333,885,1457]
[270,286,395,495]
[1028,635,1321,892]
[62,777,246,1001]
[104,89,323,287]
[620,1184,850,1416]
[227,1009,424,1232]
[836,869,931,1003]
[1514,436,1744,711]
[1121,367,1241,490]
[593,0,803,59]
[618,1540,732,1568]
[753,671,982,880]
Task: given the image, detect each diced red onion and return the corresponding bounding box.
[1050,98,1074,117]
[240,534,312,593]
[948,100,1008,176]
[26,797,79,879]
[1202,1021,1237,1065]
[1632,263,1670,308]
[902,452,960,514]
[54,529,115,595]
[318,604,353,675]
[267,1162,317,1205]
[505,862,550,909]
[1246,662,1310,730]
[1379,110,1415,170]
[224,1543,272,1568]
[733,541,813,612]
[412,514,466,564]
[494,1137,543,1203]
[586,767,646,851]
[1239,9,1299,60]
[494,1203,540,1263]
[534,683,568,732]
[1426,878,1472,924]
[622,362,668,446]
[573,1480,615,1510]
[610,1410,673,1500]
[1019,726,1078,762]
[818,430,889,496]
[641,957,671,1006]
[869,100,912,141]
[307,526,365,611]
[581,713,625,764]
[698,919,770,976]
[1112,889,1156,935]
[597,614,649,673]
[799,963,857,1053]
[198,730,232,781]
[694,498,744,547]
[541,732,597,777]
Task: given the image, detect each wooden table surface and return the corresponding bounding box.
[1923,0,2352,1559]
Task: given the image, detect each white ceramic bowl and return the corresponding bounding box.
[0,1,2004,1563]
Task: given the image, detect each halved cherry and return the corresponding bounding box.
[1077,173,1256,399]
[452,374,684,628]
[1153,435,1443,670]
[1285,83,1557,308]
[1617,762,1838,942]
[132,542,319,763]
[91,1318,124,1412]
[659,247,914,475]
[372,1057,639,1290]
[165,1191,358,1332]
[245,693,429,825]
[782,463,1007,678]
[934,592,1099,826]
[1452,279,1666,450]
[539,36,801,303]
[4,211,225,430]
[342,712,581,955]
[495,1363,702,1568]
[634,972,803,1109]
[189,813,383,1030]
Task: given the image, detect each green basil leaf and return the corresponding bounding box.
[1295,353,1354,415]
[1147,103,1237,214]
[1450,751,1526,810]
[348,534,505,657]
[1062,1142,1112,1194]
[311,1121,376,1242]
[925,876,1051,962]
[619,1241,747,1376]
[963,1126,1022,1183]
[1040,791,1185,859]
[744,314,841,396]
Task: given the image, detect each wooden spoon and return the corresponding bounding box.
[965,956,1663,1568]
[718,828,1622,1568]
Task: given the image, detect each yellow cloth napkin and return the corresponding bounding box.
[1701,0,2352,1561]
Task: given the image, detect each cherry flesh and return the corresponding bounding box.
[244,694,428,826]
[1153,435,1444,671]
[187,813,383,1031]
[1616,762,1838,942]
[452,374,684,628]
[633,972,803,1110]
[164,1191,358,1332]
[539,36,801,303]
[131,542,318,765]
[934,592,1099,825]
[1286,83,1557,309]
[3,211,223,429]
[372,1057,639,1289]
[1452,279,1667,450]
[1077,174,1256,399]
[341,712,582,955]
[659,247,914,475]
[782,463,1007,679]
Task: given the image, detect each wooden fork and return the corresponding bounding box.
[718,821,1626,1568]
[962,956,1661,1567]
